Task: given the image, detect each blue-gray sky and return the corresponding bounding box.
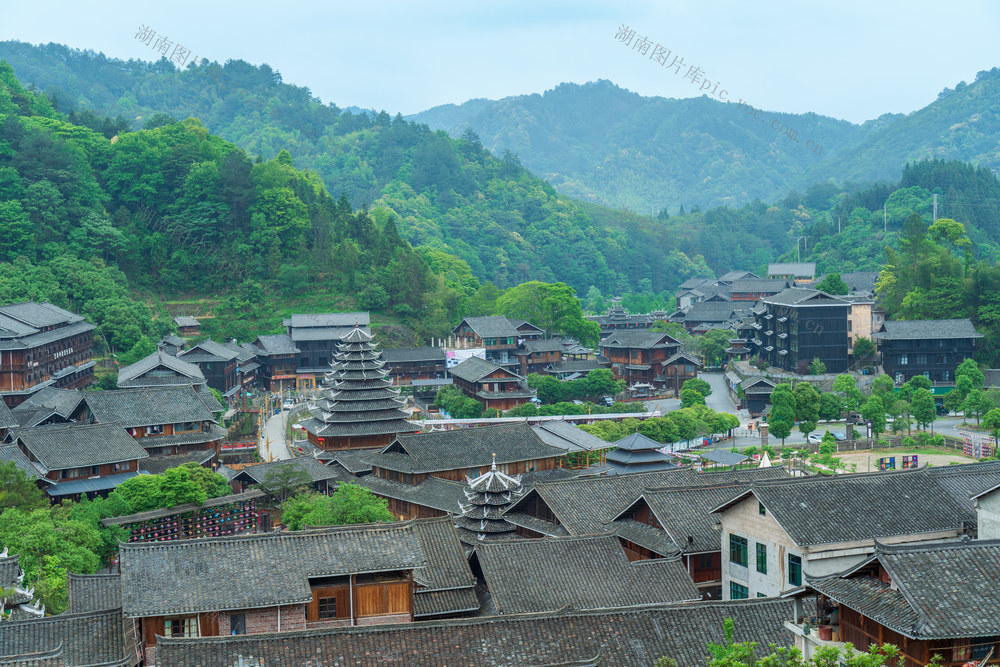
[2,0,998,123]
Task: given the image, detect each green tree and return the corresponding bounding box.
[281,484,394,530]
[819,392,842,422]
[794,382,820,439]
[0,461,48,513]
[983,408,1000,451]
[911,388,936,432]
[852,336,876,363]
[861,395,887,437]
[698,329,733,367]
[259,464,314,504]
[942,389,963,415]
[682,378,712,398]
[963,389,989,426]
[769,383,796,446]
[871,374,896,403]
[0,200,34,262]
[808,357,827,375]
[890,400,912,435]
[681,388,705,408]
[833,374,863,411]
[816,272,849,295]
[956,358,985,392]
[495,281,600,346]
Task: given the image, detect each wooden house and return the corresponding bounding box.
[283,312,370,390]
[119,517,476,664]
[451,316,538,369]
[7,422,149,500]
[173,315,201,338]
[116,350,206,390]
[83,386,226,458]
[448,356,535,411]
[177,340,239,397]
[512,338,564,376]
[599,330,685,390]
[253,334,300,392]
[873,319,982,385]
[791,539,1000,666]
[381,346,448,395]
[0,301,95,408]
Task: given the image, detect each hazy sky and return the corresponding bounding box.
[2,0,999,123]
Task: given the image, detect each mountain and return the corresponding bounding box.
[0,42,718,297]
[410,74,1000,214]
[409,80,877,211]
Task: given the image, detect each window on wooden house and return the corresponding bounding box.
[165,616,199,638]
[318,597,337,619]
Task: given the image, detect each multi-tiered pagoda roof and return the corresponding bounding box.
[454,456,525,544]
[300,327,418,450]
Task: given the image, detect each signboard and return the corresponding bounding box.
[446,348,486,369]
[877,456,895,471]
[901,455,918,469]
[961,431,995,459]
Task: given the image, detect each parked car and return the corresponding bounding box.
[936,404,949,416]
[572,400,584,405]
[601,396,616,407]
[282,399,294,410]
[807,433,824,444]
[831,431,847,441]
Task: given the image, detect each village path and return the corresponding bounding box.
[258,409,293,461]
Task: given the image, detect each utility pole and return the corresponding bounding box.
[883,201,887,233]
[838,216,841,234]
[933,194,938,221]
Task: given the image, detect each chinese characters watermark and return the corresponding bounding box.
[133,25,324,142]
[613,25,822,156]
[134,24,203,69]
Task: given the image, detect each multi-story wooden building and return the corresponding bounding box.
[117,350,206,390]
[451,316,542,370]
[253,333,300,392]
[381,346,448,394]
[873,319,982,384]
[83,386,227,458]
[177,340,239,397]
[0,301,95,407]
[6,422,149,500]
[283,312,370,389]
[599,330,695,390]
[750,288,850,374]
[448,356,535,411]
[119,518,476,665]
[513,338,564,376]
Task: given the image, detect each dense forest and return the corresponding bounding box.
[0,43,716,297]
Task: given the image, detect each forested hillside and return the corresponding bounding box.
[0,61,479,355]
[411,80,873,211]
[0,42,714,296]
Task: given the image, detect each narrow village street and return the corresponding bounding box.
[258,408,293,461]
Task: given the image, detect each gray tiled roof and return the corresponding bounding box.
[137,449,215,475]
[354,474,467,513]
[119,522,424,616]
[700,448,749,466]
[728,279,791,293]
[367,423,562,474]
[767,262,816,276]
[453,316,521,339]
[173,315,200,328]
[531,421,611,452]
[0,609,133,666]
[84,386,215,427]
[715,468,974,547]
[411,517,479,618]
[254,333,300,355]
[326,448,379,474]
[0,555,22,589]
[11,387,84,420]
[286,312,370,329]
[682,301,749,324]
[518,338,564,353]
[600,330,680,350]
[642,483,757,553]
[178,339,238,362]
[514,467,787,535]
[116,350,204,388]
[718,270,760,282]
[873,319,982,340]
[611,518,682,557]
[0,401,16,430]
[0,444,44,481]
[67,573,121,614]
[928,460,1000,514]
[290,326,369,342]
[762,288,848,307]
[477,534,698,614]
[381,347,445,364]
[155,597,795,667]
[809,538,1000,639]
[234,457,340,485]
[841,271,880,295]
[448,356,517,383]
[0,302,83,329]
[14,422,148,471]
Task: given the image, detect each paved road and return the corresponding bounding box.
[258,409,292,461]
[700,372,742,416]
